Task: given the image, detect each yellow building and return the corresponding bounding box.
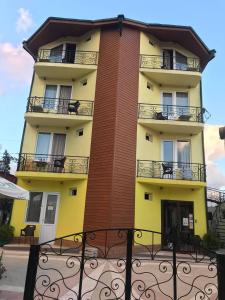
[10,16,215,247]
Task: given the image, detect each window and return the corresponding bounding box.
[162,140,191,179]
[43,85,72,113]
[35,133,51,160]
[162,140,190,164]
[26,192,43,223]
[162,92,188,118]
[49,45,63,63]
[35,133,66,160]
[43,85,57,109]
[162,49,187,70]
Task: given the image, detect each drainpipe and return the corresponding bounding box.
[200,79,209,232]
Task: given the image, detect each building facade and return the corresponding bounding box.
[10,16,215,246]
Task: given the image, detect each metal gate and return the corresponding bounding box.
[23,228,223,299]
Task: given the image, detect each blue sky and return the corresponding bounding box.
[0,0,225,186]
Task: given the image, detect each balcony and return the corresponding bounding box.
[138,103,206,134]
[35,49,98,79]
[139,55,201,87]
[16,153,89,181]
[137,160,206,188]
[25,97,93,127]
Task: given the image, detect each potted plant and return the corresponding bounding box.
[32,105,43,112]
[0,225,14,246]
[202,231,221,251]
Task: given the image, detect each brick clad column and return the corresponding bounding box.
[84,26,140,230]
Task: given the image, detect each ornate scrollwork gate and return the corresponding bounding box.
[23,228,222,299]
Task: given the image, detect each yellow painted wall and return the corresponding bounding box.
[21,122,92,158]
[31,70,97,100]
[137,124,203,164]
[10,178,87,238]
[135,181,207,244]
[140,31,198,59]
[39,29,100,53]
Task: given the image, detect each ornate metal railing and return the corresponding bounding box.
[17,153,89,174]
[207,188,225,204]
[138,103,206,123]
[137,160,206,182]
[37,49,99,65]
[23,228,220,300]
[140,54,200,71]
[26,97,94,116]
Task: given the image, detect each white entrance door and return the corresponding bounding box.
[39,193,60,243]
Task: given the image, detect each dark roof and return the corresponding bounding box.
[23,15,215,69]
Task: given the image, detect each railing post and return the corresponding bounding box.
[125,229,133,300]
[172,228,177,300]
[23,244,40,300]
[217,253,225,300]
[78,232,86,300]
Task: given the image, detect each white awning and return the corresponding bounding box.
[0,176,29,200]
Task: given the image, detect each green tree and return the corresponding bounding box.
[1,150,13,174]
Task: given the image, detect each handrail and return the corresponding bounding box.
[37,49,99,65]
[17,153,89,174]
[138,103,206,123]
[140,54,201,72]
[137,160,206,182]
[26,97,94,116]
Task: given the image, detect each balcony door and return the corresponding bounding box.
[35,132,66,161]
[162,92,188,119]
[162,140,191,179]
[162,49,187,70]
[57,85,72,114]
[43,85,72,113]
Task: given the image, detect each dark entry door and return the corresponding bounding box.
[162,200,194,250]
[65,43,76,63]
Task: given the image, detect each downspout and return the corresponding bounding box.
[200,79,209,232]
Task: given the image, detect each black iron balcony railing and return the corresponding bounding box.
[137,160,206,182]
[26,97,94,116]
[207,187,225,203]
[140,55,200,72]
[138,103,206,123]
[17,153,89,174]
[37,49,99,65]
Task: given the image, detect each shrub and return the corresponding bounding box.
[0,225,14,241]
[202,231,221,250]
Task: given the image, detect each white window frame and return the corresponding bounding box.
[34,132,67,161]
[161,139,192,163]
[43,84,73,111]
[160,91,189,107]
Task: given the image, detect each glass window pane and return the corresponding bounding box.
[26,192,43,223]
[176,92,188,116]
[44,195,57,224]
[163,141,173,162]
[50,45,63,62]
[44,85,57,109]
[177,141,190,164]
[175,51,187,70]
[162,93,173,116]
[35,133,51,160]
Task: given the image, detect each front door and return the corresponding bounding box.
[39,193,60,243]
[162,200,194,250]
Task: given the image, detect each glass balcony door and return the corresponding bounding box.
[35,132,66,161]
[43,85,72,113]
[162,140,191,179]
[162,92,189,119]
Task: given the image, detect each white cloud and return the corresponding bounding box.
[16,8,33,33]
[0,42,33,85]
[204,124,225,189]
